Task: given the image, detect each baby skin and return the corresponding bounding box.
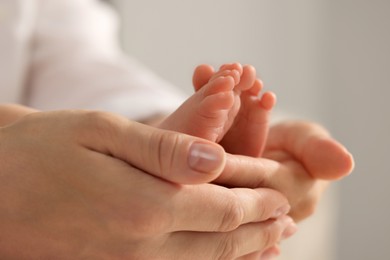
[187,63,354,181]
[159,63,276,157]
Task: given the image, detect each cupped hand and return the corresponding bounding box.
[193,63,354,221]
[264,120,354,180]
[215,120,354,222]
[0,110,294,259]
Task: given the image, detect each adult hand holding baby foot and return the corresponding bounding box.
[0,107,295,259]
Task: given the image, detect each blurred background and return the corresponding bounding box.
[111,0,389,259]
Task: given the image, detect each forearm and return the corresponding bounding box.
[0,104,38,127]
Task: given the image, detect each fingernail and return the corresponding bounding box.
[282,222,298,240]
[188,142,224,173]
[272,204,291,218]
[260,248,279,260]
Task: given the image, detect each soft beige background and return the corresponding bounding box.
[111,0,390,259]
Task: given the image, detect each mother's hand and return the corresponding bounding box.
[215,120,354,222]
[0,110,293,259]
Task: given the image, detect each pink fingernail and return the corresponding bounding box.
[260,247,279,260]
[188,142,224,173]
[282,222,298,240]
[272,204,291,218]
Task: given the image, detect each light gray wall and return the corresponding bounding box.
[112,0,390,259]
[329,1,390,259]
[113,0,330,120]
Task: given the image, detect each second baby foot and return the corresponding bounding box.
[220,78,276,157]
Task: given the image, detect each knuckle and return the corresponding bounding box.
[260,219,289,250]
[261,226,278,248]
[300,197,318,218]
[82,111,113,130]
[215,235,240,260]
[218,195,244,232]
[150,130,182,178]
[250,189,270,220]
[256,196,268,220]
[80,111,124,139]
[292,196,318,221]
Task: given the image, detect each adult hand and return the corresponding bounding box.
[0,104,38,126]
[0,110,294,259]
[192,63,354,220]
[216,120,354,222]
[214,121,353,259]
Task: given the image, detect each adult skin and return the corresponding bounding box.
[0,105,293,259]
[215,121,354,259]
[193,65,354,222]
[209,121,353,259]
[193,67,354,258]
[1,105,353,222]
[217,121,354,221]
[0,105,354,258]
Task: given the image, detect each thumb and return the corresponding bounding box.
[79,114,226,184]
[302,136,355,180]
[268,121,354,180]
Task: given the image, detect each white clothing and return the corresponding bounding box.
[0,0,185,120]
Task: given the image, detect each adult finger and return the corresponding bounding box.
[267,121,355,180]
[84,156,290,235]
[214,153,280,189]
[214,153,328,222]
[238,245,280,260]
[164,215,294,260]
[167,184,290,232]
[237,251,264,260]
[258,245,281,260]
[74,111,226,184]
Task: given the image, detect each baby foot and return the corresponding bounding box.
[221,77,276,157]
[159,67,242,142]
[193,63,276,157]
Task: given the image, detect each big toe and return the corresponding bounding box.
[193,64,215,91]
[236,65,257,92]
